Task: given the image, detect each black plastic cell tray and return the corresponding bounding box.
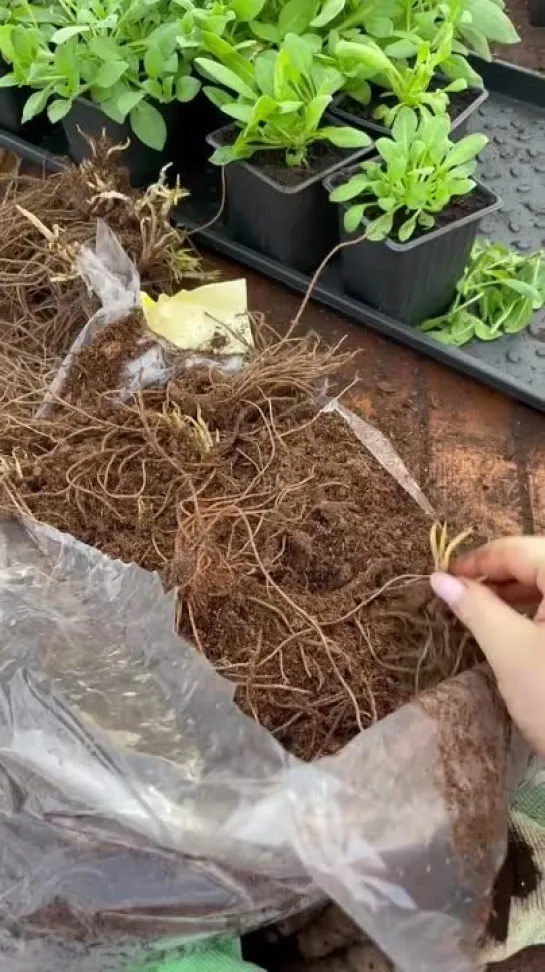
[2,57,545,411]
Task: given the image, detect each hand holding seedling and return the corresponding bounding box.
[431,536,545,755]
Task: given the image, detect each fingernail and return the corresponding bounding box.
[430,572,465,610]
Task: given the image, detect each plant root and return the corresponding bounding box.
[0,307,479,760]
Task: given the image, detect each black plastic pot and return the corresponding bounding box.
[62,97,184,187]
[0,59,30,134]
[324,164,502,325]
[330,83,488,141]
[180,92,224,171]
[529,0,545,25]
[206,124,374,273]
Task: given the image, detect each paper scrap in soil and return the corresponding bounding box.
[141,278,253,355]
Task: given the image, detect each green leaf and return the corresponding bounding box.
[311,0,345,29]
[144,44,164,80]
[278,0,317,39]
[474,318,499,341]
[130,100,167,150]
[250,21,281,43]
[366,211,394,241]
[101,98,127,124]
[502,278,543,302]
[320,125,371,148]
[330,173,369,202]
[232,0,266,21]
[450,311,479,344]
[398,213,417,242]
[365,16,394,38]
[0,72,16,88]
[344,204,365,233]
[254,51,275,96]
[375,137,400,166]
[51,25,89,44]
[336,39,392,74]
[283,32,314,74]
[0,25,14,63]
[47,98,72,123]
[466,0,520,44]
[200,32,256,89]
[445,77,468,92]
[503,299,534,333]
[94,60,128,89]
[195,57,255,99]
[210,145,234,165]
[384,38,418,59]
[203,84,232,109]
[391,106,418,150]
[21,88,49,123]
[88,37,121,62]
[176,75,200,102]
[304,94,331,130]
[249,93,277,125]
[419,315,447,332]
[115,90,145,117]
[445,133,488,168]
[221,101,253,123]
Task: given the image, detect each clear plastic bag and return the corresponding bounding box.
[0,518,524,972]
[7,223,526,972]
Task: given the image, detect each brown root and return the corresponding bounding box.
[0,310,479,760]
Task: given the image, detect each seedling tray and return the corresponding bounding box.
[2,57,545,412]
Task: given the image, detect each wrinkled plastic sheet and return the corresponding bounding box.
[0,517,523,972]
[0,223,527,971]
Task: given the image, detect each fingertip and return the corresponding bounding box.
[430,571,466,611]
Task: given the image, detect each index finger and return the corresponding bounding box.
[453,536,545,593]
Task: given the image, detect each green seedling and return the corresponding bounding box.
[329,106,486,241]
[1,0,202,150]
[334,23,468,127]
[197,32,370,166]
[421,240,545,345]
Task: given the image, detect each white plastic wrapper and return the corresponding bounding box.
[4,223,525,971]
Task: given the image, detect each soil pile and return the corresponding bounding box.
[0,136,205,363]
[0,314,479,760]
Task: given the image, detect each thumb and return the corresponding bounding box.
[430,571,540,681]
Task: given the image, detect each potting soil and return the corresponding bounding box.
[0,310,480,760]
[358,184,493,242]
[214,128,357,187]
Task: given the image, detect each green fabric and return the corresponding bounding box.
[127,938,264,972]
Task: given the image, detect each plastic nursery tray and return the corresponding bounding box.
[3,57,545,412]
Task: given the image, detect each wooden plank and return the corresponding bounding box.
[518,404,545,533]
[424,363,525,537]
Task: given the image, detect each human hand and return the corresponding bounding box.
[430,536,545,755]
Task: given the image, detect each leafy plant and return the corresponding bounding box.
[334,23,468,127]
[247,0,401,46]
[420,240,545,345]
[0,0,203,150]
[393,0,519,83]
[328,106,486,241]
[197,32,370,166]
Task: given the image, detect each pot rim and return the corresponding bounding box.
[206,122,375,195]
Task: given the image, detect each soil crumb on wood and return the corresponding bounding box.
[0,319,479,760]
